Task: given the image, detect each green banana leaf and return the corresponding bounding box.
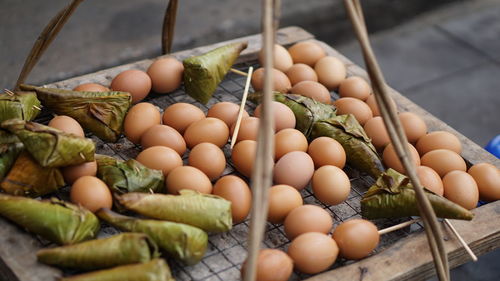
[0,129,23,181]
[117,190,232,233]
[97,209,207,265]
[0,194,100,245]
[19,84,132,142]
[0,90,41,123]
[311,114,385,178]
[59,259,175,281]
[361,169,474,220]
[37,233,159,270]
[1,119,95,168]
[183,41,248,104]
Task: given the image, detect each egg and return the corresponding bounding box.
[363,116,390,150]
[314,56,346,89]
[274,151,314,190]
[136,146,183,176]
[213,175,251,223]
[251,68,291,92]
[416,166,444,196]
[230,116,259,143]
[188,142,226,180]
[166,166,212,194]
[312,165,351,205]
[416,131,462,155]
[140,124,186,156]
[184,117,229,148]
[124,102,161,144]
[288,41,326,66]
[241,249,293,281]
[62,160,97,185]
[48,115,85,137]
[207,102,249,128]
[468,163,500,202]
[285,63,318,85]
[70,176,113,213]
[332,219,379,260]
[253,101,296,132]
[290,81,331,104]
[334,97,373,125]
[399,112,427,143]
[73,83,109,92]
[146,57,184,94]
[274,128,308,160]
[420,149,466,177]
[287,232,338,274]
[232,140,257,178]
[284,205,333,239]
[258,44,294,72]
[443,171,479,210]
[267,184,303,224]
[382,142,420,174]
[338,76,371,101]
[307,137,346,169]
[163,103,205,134]
[366,94,397,116]
[111,69,152,103]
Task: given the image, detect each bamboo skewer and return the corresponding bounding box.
[230,66,254,149]
[445,219,478,262]
[230,68,249,77]
[161,0,178,54]
[378,219,421,235]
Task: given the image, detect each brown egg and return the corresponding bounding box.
[232,140,257,178]
[274,151,314,190]
[284,205,333,239]
[334,97,373,125]
[286,63,318,85]
[420,149,466,177]
[312,165,351,205]
[73,83,109,92]
[251,68,291,92]
[416,166,444,196]
[166,166,212,194]
[48,115,84,137]
[314,56,346,90]
[399,112,427,143]
[338,76,371,101]
[213,175,251,223]
[70,176,112,213]
[147,57,184,94]
[290,80,331,104]
[188,142,226,180]
[140,124,186,156]
[363,116,390,150]
[274,128,308,160]
[267,184,303,224]
[124,103,161,144]
[258,44,294,72]
[382,142,420,174]
[288,41,326,66]
[62,160,97,185]
[443,171,479,210]
[288,232,338,274]
[241,249,293,281]
[207,102,249,128]
[366,94,397,116]
[163,103,205,134]
[468,163,500,202]
[231,116,259,143]
[136,146,183,177]
[253,101,296,132]
[416,131,462,155]
[333,219,379,260]
[184,117,229,148]
[111,69,152,103]
[307,137,346,169]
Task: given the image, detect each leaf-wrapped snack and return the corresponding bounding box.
[37,233,159,270]
[117,190,232,233]
[0,194,100,244]
[20,84,132,142]
[183,42,248,104]
[59,259,175,281]
[0,130,23,181]
[361,169,474,220]
[311,114,385,178]
[0,91,41,123]
[97,209,207,265]
[1,119,95,167]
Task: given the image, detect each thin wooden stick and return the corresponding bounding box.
[444,219,478,262]
[230,66,254,149]
[230,68,249,77]
[161,0,178,54]
[378,219,421,235]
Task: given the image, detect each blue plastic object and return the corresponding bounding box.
[485,134,500,159]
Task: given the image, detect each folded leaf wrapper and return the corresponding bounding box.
[97,209,207,265]
[20,85,132,142]
[183,42,248,104]
[0,194,100,244]
[311,114,385,178]
[361,169,474,220]
[37,233,159,270]
[59,259,175,281]
[1,119,95,167]
[0,91,41,123]
[0,130,23,181]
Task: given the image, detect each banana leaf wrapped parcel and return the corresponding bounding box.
[0,194,100,244]
[0,90,41,123]
[37,233,159,270]
[0,129,23,181]
[361,169,474,220]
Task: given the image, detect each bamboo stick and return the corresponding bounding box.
[230,66,254,149]
[445,219,478,262]
[378,219,421,235]
[161,0,178,54]
[230,68,249,77]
